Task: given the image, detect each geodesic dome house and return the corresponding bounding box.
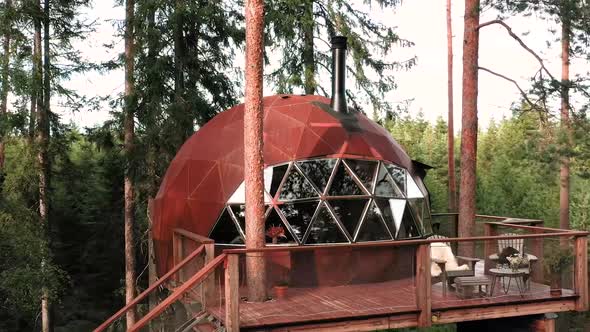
[151,94,434,274]
[151,38,434,276]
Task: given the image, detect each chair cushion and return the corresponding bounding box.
[430,242,470,277]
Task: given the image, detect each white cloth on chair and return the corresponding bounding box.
[430,242,470,277]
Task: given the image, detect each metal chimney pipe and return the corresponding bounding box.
[330,36,348,113]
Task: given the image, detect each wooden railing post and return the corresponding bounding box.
[203,242,216,308]
[225,254,240,332]
[531,227,544,283]
[484,223,496,275]
[172,231,183,282]
[415,243,431,327]
[574,236,588,311]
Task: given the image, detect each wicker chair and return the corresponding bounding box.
[428,235,480,294]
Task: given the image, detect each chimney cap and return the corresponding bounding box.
[331,36,347,49]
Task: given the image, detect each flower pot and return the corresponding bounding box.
[274,285,288,299]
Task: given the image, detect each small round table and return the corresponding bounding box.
[489,268,530,295]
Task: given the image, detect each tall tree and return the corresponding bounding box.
[0,0,12,171]
[244,0,266,302]
[559,1,571,233]
[266,0,414,118]
[446,0,457,212]
[458,0,480,256]
[123,0,137,326]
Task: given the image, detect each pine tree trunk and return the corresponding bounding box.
[302,0,315,95]
[40,0,52,331]
[124,0,137,326]
[458,0,479,256]
[244,0,267,303]
[559,14,570,235]
[446,0,457,212]
[0,0,11,171]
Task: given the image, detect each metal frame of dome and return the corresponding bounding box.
[209,157,432,246]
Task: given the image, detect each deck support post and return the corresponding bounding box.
[225,254,240,332]
[532,313,557,332]
[574,235,588,311]
[415,243,432,327]
[483,223,496,275]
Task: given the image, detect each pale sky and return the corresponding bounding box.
[60,0,584,131]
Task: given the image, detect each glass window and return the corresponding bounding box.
[328,199,368,238]
[305,203,349,244]
[396,207,420,239]
[229,204,246,233]
[279,166,319,201]
[344,159,377,192]
[279,201,319,243]
[384,163,406,195]
[297,159,336,194]
[374,163,403,198]
[269,164,289,197]
[374,199,397,237]
[356,201,393,241]
[209,208,244,244]
[265,207,296,244]
[328,161,364,196]
[406,175,425,199]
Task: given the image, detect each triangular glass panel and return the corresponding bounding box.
[227,182,245,204]
[279,167,319,201]
[229,204,246,234]
[297,159,336,194]
[327,161,364,196]
[408,198,425,226]
[279,201,319,243]
[406,175,425,199]
[384,164,406,195]
[375,199,397,237]
[268,164,289,198]
[209,208,244,244]
[374,163,403,198]
[328,199,368,238]
[344,159,377,192]
[356,201,393,242]
[387,199,406,238]
[422,199,433,235]
[396,206,421,239]
[264,207,296,244]
[305,203,349,244]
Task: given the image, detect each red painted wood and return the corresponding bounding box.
[93,245,205,332]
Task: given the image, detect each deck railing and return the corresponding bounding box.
[221,223,588,330]
[94,244,207,332]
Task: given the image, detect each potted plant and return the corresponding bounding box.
[266,225,286,244]
[544,248,573,296]
[274,279,289,299]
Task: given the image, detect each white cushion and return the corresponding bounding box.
[430,242,470,277]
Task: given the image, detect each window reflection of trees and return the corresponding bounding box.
[328,162,364,196]
[297,159,336,194]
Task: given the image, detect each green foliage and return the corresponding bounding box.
[543,247,574,274]
[265,0,415,118]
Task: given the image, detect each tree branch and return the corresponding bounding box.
[478,20,557,82]
[479,66,537,108]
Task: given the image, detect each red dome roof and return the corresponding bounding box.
[152,94,415,275]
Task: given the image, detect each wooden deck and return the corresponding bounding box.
[208,278,577,331]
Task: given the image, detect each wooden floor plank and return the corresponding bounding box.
[207,279,576,330]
